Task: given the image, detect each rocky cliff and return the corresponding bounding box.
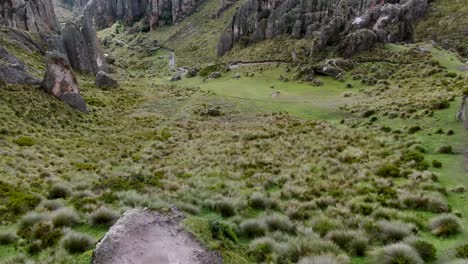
[217,0,428,57]
[0,0,60,32]
[80,0,203,30]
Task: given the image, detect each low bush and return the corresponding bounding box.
[311,216,342,237]
[209,219,238,243]
[432,160,442,168]
[250,193,277,210]
[428,214,462,237]
[376,164,400,177]
[408,126,422,134]
[90,207,119,227]
[369,243,423,264]
[61,231,93,254]
[13,137,35,146]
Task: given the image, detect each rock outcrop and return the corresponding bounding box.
[62,6,107,75]
[41,52,88,112]
[217,0,429,57]
[0,0,60,33]
[92,208,222,264]
[95,71,119,88]
[80,0,202,31]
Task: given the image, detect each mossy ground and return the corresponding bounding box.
[1,21,467,264]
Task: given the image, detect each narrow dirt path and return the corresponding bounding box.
[92,208,222,264]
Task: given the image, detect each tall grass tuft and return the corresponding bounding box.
[369,243,423,264]
[428,214,462,237]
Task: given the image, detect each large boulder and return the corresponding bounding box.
[41,52,88,112]
[92,208,222,264]
[95,71,119,88]
[340,29,379,58]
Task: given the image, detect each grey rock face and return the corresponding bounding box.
[0,0,60,33]
[41,52,88,112]
[82,0,202,31]
[0,46,41,85]
[95,71,119,88]
[62,6,107,75]
[217,0,429,57]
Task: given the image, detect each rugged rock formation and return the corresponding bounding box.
[62,6,107,75]
[0,46,41,85]
[92,208,222,264]
[41,52,88,112]
[217,0,429,57]
[80,0,202,30]
[0,0,60,33]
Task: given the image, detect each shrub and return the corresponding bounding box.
[90,207,119,227]
[49,183,72,199]
[375,220,416,244]
[454,243,468,258]
[369,243,423,264]
[52,208,80,227]
[215,199,237,217]
[404,236,436,262]
[13,137,35,146]
[432,160,442,168]
[240,219,267,238]
[22,222,63,253]
[437,145,453,154]
[0,231,17,245]
[61,231,93,254]
[428,214,462,237]
[263,214,295,233]
[401,151,429,171]
[376,164,400,177]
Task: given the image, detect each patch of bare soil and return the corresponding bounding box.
[92,208,222,264]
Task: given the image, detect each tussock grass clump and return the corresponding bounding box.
[13,136,35,146]
[374,220,416,243]
[263,214,295,233]
[52,208,80,227]
[376,164,400,177]
[240,219,267,238]
[248,237,278,262]
[399,192,449,213]
[298,254,349,264]
[369,243,423,264]
[48,183,72,199]
[0,231,17,245]
[326,230,368,256]
[61,231,93,254]
[250,192,278,210]
[403,236,436,262]
[432,160,442,168]
[428,214,462,237]
[311,216,342,237]
[1,254,29,264]
[40,199,64,211]
[215,199,237,217]
[90,207,119,227]
[19,212,49,229]
[454,243,468,258]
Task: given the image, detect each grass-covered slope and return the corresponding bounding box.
[415,0,468,58]
[1,31,467,264]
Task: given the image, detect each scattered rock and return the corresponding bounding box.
[450,186,465,193]
[95,71,119,88]
[92,208,222,264]
[186,67,198,78]
[170,74,182,82]
[311,79,324,86]
[234,73,241,79]
[210,72,222,79]
[104,54,116,65]
[41,52,88,112]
